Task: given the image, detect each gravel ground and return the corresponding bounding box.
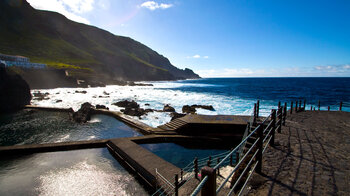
[247,111,350,196]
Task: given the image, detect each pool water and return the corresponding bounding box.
[0,148,148,196]
[140,143,230,169]
[0,109,141,146]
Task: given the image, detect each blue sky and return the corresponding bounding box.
[27,0,350,77]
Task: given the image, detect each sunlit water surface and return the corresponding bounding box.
[0,148,148,195]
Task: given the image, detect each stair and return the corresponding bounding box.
[158,119,188,131]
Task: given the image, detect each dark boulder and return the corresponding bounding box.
[182,105,196,114]
[96,104,109,110]
[192,104,215,111]
[71,102,95,123]
[113,100,139,109]
[56,100,62,103]
[170,112,186,121]
[181,104,215,114]
[0,64,32,112]
[75,90,87,94]
[32,92,50,101]
[163,104,175,112]
[121,107,146,117]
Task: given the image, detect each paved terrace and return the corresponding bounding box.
[247,111,350,196]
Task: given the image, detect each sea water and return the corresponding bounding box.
[0,110,141,146]
[31,77,350,127]
[0,148,148,195]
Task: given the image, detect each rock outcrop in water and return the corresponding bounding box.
[71,102,95,123]
[182,104,215,114]
[0,63,31,112]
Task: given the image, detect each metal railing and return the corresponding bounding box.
[190,102,288,196]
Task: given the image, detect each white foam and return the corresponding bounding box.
[31,82,277,127]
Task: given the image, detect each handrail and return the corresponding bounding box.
[235,161,259,196]
[156,169,175,189]
[214,113,271,171]
[216,138,260,193]
[228,149,260,194]
[190,176,208,196]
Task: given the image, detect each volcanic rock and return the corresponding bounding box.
[72,102,95,123]
[0,64,31,112]
[163,104,175,112]
[182,105,196,114]
[113,100,139,109]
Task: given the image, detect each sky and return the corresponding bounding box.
[27,0,350,77]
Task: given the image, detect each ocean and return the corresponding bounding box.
[2,77,349,195]
[31,77,350,127]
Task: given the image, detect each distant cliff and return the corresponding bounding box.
[0,0,200,84]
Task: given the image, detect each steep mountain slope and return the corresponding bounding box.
[0,0,199,82]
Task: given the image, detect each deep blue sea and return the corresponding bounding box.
[168,77,350,111]
[32,77,350,127]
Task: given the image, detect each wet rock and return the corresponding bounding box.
[181,104,215,114]
[32,92,50,101]
[163,104,175,112]
[192,104,215,111]
[75,90,87,94]
[170,112,186,121]
[127,81,153,86]
[56,100,62,103]
[71,102,95,123]
[98,95,109,98]
[145,109,154,113]
[113,100,139,109]
[121,107,146,117]
[145,103,150,106]
[103,91,109,95]
[96,104,109,110]
[182,105,196,114]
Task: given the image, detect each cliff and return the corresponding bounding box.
[0,0,200,84]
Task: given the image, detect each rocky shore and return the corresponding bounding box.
[247,111,350,196]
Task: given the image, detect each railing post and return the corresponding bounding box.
[253,103,257,124]
[194,157,199,179]
[180,169,183,181]
[318,100,320,111]
[271,109,276,146]
[207,156,212,167]
[340,101,343,111]
[200,167,216,196]
[175,174,179,196]
[283,102,287,126]
[278,101,281,109]
[278,107,282,133]
[290,101,293,114]
[295,100,298,112]
[310,105,312,111]
[217,158,220,176]
[256,124,264,174]
[257,100,260,118]
[328,106,330,111]
[299,100,302,110]
[235,151,239,165]
[303,100,306,109]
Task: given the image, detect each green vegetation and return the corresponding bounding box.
[0,0,199,81]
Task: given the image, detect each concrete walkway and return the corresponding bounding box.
[247,111,350,196]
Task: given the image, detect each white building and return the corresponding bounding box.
[0,53,46,69]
